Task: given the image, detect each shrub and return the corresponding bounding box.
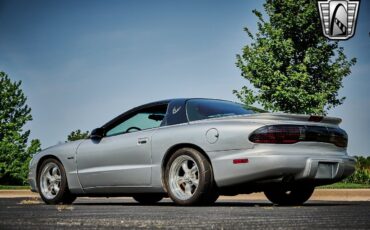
[343,164,370,185]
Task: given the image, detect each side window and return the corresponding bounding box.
[105,104,167,137]
[166,100,187,125]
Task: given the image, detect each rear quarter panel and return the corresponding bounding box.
[151,119,264,188]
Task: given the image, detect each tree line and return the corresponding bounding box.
[0,72,89,185]
[0,72,41,185]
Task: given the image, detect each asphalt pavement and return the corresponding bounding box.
[0,197,370,229]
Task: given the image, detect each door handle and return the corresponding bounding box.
[138,137,148,145]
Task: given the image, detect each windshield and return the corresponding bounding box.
[186,99,261,122]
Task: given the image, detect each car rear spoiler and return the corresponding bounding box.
[245,113,342,125]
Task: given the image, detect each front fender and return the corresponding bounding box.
[28,140,85,194]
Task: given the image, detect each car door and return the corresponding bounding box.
[76,104,167,189]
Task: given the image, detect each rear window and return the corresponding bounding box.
[186,99,259,122]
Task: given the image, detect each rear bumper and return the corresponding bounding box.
[211,150,356,187]
[295,157,355,181]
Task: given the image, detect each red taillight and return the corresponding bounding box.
[249,125,348,147]
[249,125,302,144]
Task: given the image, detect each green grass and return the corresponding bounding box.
[318,182,370,189]
[0,185,30,190]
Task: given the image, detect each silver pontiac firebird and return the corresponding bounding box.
[28,98,355,206]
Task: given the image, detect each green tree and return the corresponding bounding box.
[0,71,40,185]
[67,129,89,142]
[234,0,356,115]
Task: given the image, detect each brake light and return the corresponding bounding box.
[249,125,302,144]
[249,125,347,147]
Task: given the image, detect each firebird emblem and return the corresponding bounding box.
[172,106,181,114]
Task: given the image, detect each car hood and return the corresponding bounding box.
[34,139,86,159]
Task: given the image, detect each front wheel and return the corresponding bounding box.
[37,158,76,204]
[165,148,217,206]
[264,185,315,206]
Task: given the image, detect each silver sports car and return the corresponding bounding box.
[28,98,355,205]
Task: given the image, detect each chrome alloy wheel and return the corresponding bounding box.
[40,162,62,199]
[169,155,199,200]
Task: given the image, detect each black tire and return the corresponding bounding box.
[132,194,164,204]
[264,185,315,206]
[200,189,220,205]
[165,148,217,206]
[37,158,77,205]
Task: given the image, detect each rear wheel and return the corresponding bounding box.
[37,158,76,204]
[165,148,217,205]
[200,189,220,205]
[133,194,163,204]
[264,185,315,206]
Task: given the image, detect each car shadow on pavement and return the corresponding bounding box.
[71,200,356,207]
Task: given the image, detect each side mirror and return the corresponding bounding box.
[90,127,105,140]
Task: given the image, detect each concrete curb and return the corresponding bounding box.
[0,190,39,198]
[1,189,370,201]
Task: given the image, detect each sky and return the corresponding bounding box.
[0,0,369,156]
